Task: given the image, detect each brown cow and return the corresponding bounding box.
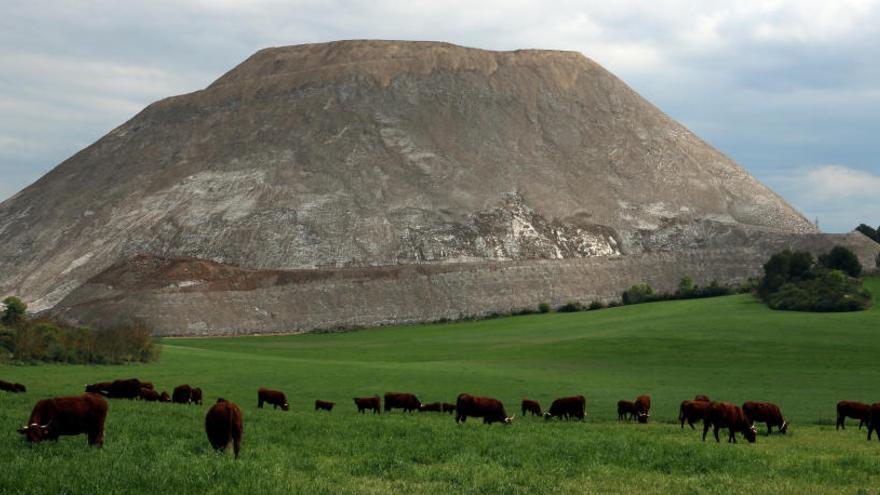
[86,379,141,399]
[694,395,710,402]
[441,402,456,414]
[455,393,513,425]
[172,384,194,404]
[140,382,155,390]
[617,400,637,420]
[159,391,171,403]
[192,387,203,405]
[257,388,289,411]
[635,395,651,424]
[85,381,113,394]
[679,400,712,429]
[139,388,161,402]
[1,380,25,393]
[703,402,757,443]
[315,400,335,411]
[837,400,871,430]
[545,395,586,421]
[205,398,243,458]
[18,394,108,447]
[384,392,420,412]
[522,399,542,417]
[354,396,381,414]
[742,401,788,435]
[867,403,880,441]
[419,402,442,412]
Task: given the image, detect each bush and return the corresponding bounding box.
[622,283,655,305]
[856,223,880,242]
[676,276,695,297]
[556,301,583,313]
[588,301,605,311]
[538,303,551,314]
[818,245,862,277]
[1,296,27,327]
[6,318,158,364]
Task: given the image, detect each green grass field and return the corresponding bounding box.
[1,278,879,494]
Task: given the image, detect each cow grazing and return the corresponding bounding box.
[85,381,113,394]
[441,403,456,414]
[522,399,542,417]
[354,396,381,414]
[172,385,194,404]
[205,398,243,458]
[635,395,651,424]
[85,379,141,399]
[694,395,710,402]
[837,400,871,430]
[384,392,421,412]
[545,395,586,421]
[455,393,513,425]
[315,400,335,411]
[139,388,161,402]
[703,402,757,443]
[742,401,788,435]
[868,403,880,441]
[18,394,107,447]
[159,391,171,403]
[617,400,637,421]
[257,388,289,411]
[1,380,25,393]
[140,382,155,390]
[679,400,712,429]
[192,387,203,405]
[419,402,442,412]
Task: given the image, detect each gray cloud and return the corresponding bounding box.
[1,0,878,231]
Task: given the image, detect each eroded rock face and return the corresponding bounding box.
[0,40,817,312]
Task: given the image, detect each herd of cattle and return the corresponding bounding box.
[2,378,879,458]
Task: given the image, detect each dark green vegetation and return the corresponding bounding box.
[0,298,157,364]
[758,247,872,312]
[855,223,880,244]
[621,277,739,306]
[1,278,879,494]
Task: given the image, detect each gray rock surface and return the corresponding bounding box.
[0,40,853,333]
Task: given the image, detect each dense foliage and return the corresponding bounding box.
[621,278,736,305]
[0,297,158,364]
[855,223,880,243]
[758,247,871,312]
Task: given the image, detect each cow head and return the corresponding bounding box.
[18,421,52,443]
[543,412,553,421]
[780,421,789,434]
[637,412,650,424]
[744,424,758,443]
[504,415,515,425]
[282,402,289,411]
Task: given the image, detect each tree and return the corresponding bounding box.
[677,276,695,297]
[855,223,880,243]
[818,245,862,278]
[1,296,27,327]
[622,283,655,305]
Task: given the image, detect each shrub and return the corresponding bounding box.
[622,283,654,305]
[876,252,880,270]
[1,296,27,327]
[7,318,158,364]
[676,276,695,297]
[607,301,622,308]
[588,301,605,311]
[538,303,551,314]
[818,245,862,277]
[556,301,583,313]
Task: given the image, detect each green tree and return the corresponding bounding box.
[818,245,862,278]
[677,276,695,297]
[1,296,27,327]
[623,283,655,305]
[855,223,880,242]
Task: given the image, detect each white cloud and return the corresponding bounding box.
[800,165,880,200]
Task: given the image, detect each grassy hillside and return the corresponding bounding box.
[1,278,878,494]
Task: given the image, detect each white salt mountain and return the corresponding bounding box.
[0,41,875,334]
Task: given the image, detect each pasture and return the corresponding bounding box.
[1,278,879,494]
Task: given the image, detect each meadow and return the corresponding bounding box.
[1,278,879,494]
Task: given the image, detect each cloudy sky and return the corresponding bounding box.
[1,0,878,232]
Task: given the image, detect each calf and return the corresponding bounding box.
[159,391,171,403]
[703,402,757,443]
[205,399,243,458]
[521,399,542,417]
[441,402,456,414]
[545,395,586,421]
[85,379,141,399]
[85,381,113,394]
[384,392,421,412]
[837,400,870,430]
[315,400,335,411]
[173,384,194,404]
[419,402,442,412]
[18,394,108,447]
[192,387,203,405]
[679,400,711,429]
[742,401,788,435]
[455,393,513,425]
[617,400,637,420]
[140,382,155,390]
[354,396,381,414]
[868,403,880,441]
[257,388,289,411]
[0,380,25,393]
[635,395,651,424]
[139,388,161,402]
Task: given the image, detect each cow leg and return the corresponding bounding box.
[729,428,736,443]
[859,419,864,430]
[713,425,721,443]
[766,423,772,436]
[836,414,842,430]
[258,398,263,409]
[702,422,710,441]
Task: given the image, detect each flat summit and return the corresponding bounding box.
[0,40,874,333]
